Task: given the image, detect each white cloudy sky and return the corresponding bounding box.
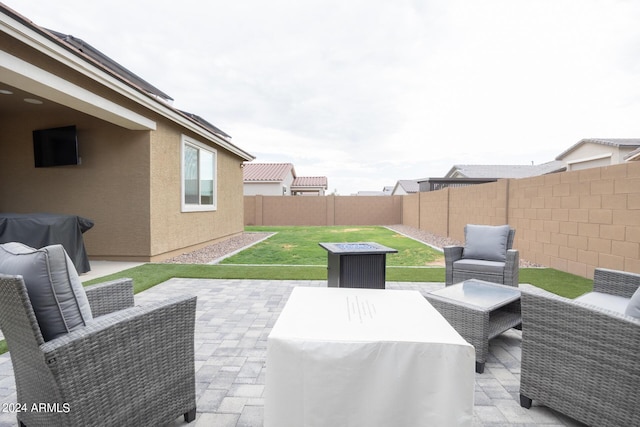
[6,0,640,194]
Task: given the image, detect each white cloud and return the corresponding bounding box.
[6,0,640,194]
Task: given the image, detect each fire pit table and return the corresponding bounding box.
[318,242,398,289]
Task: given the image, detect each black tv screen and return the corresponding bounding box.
[33,125,79,167]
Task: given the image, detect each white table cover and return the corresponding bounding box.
[265,287,475,427]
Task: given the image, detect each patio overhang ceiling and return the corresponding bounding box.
[1,50,157,131]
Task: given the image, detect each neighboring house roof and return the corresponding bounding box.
[625,147,640,161]
[243,163,327,195]
[292,176,327,188]
[393,179,420,194]
[243,163,295,182]
[445,161,565,179]
[556,138,640,160]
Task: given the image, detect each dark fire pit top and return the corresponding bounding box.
[336,243,379,251]
[318,242,398,255]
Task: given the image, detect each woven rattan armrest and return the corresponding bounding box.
[519,286,640,426]
[37,294,197,426]
[504,249,519,287]
[443,246,463,285]
[592,268,640,299]
[443,245,464,262]
[84,278,134,317]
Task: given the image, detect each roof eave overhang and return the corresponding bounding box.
[291,186,328,190]
[1,8,254,161]
[625,148,640,161]
[1,50,157,130]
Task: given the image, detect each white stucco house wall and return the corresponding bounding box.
[556,138,640,171]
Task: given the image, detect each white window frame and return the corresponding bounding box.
[181,135,217,212]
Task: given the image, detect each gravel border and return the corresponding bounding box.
[162,232,274,264]
[385,225,462,251]
[385,224,541,268]
[162,225,541,267]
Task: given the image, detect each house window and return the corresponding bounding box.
[182,135,216,212]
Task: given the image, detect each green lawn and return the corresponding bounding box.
[84,262,591,299]
[1,226,593,356]
[221,225,443,266]
[82,225,592,299]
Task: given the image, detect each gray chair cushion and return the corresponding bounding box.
[453,259,506,274]
[0,242,93,341]
[575,291,630,315]
[625,287,640,318]
[462,224,510,262]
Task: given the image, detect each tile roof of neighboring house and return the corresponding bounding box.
[625,147,640,161]
[556,138,640,160]
[446,161,565,179]
[243,163,295,182]
[292,176,328,188]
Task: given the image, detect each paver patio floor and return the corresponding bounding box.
[0,279,586,427]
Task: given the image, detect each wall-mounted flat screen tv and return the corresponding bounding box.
[33,125,79,167]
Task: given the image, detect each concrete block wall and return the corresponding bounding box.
[402,193,420,228]
[244,162,640,278]
[409,162,640,278]
[244,195,402,227]
[447,180,509,242]
[263,196,328,226]
[334,195,403,225]
[509,162,640,278]
[416,188,449,237]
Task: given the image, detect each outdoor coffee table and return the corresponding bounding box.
[425,279,522,373]
[265,287,475,427]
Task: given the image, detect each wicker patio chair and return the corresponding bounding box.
[0,274,197,427]
[444,225,519,287]
[519,269,640,426]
